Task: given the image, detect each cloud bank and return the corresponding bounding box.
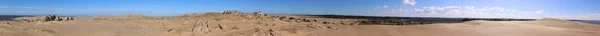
[0,6,150,16]
[557,14,600,20]
[374,0,599,20]
[402,0,417,6]
[0,6,7,8]
[371,6,545,19]
[376,5,389,9]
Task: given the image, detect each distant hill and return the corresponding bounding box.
[297,14,599,24]
[573,20,600,24]
[0,15,36,20]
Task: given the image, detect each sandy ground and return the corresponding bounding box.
[310,19,600,36]
[1,13,599,36]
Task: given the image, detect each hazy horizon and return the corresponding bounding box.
[1,0,599,20]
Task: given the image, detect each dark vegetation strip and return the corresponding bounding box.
[0,15,36,21]
[303,15,538,25]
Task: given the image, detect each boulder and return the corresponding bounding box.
[253,11,263,14]
[61,17,74,21]
[13,15,76,21]
[40,15,73,21]
[223,10,233,14]
[253,11,266,16]
[43,15,59,21]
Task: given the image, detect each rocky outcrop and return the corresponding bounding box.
[43,15,60,21]
[62,17,74,21]
[223,10,243,14]
[222,10,233,14]
[42,15,74,21]
[13,15,74,22]
[253,11,266,16]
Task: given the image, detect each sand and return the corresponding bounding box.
[309,19,600,36]
[1,13,599,36]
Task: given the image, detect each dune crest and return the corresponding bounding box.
[307,18,600,36]
[536,17,571,22]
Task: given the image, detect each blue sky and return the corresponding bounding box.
[0,0,599,20]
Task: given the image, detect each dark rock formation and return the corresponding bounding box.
[223,10,243,14]
[253,11,266,16]
[40,15,73,21]
[42,15,60,21]
[61,17,74,21]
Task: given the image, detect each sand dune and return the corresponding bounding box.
[307,18,600,36]
[1,13,599,36]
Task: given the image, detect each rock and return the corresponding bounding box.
[203,12,220,15]
[352,23,360,25]
[43,15,59,21]
[288,17,295,20]
[322,22,330,24]
[61,17,74,21]
[278,16,290,20]
[29,15,71,21]
[223,10,233,14]
[268,29,278,36]
[253,11,265,16]
[233,10,243,14]
[301,19,310,22]
[43,15,76,21]
[222,10,243,14]
[218,24,225,30]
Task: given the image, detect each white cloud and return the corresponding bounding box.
[0,6,6,8]
[582,14,600,19]
[0,6,65,10]
[557,14,600,20]
[376,5,389,9]
[535,10,543,14]
[402,0,417,6]
[371,6,545,19]
[372,5,599,20]
[55,8,65,10]
[383,5,389,8]
[22,7,32,8]
[0,6,73,15]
